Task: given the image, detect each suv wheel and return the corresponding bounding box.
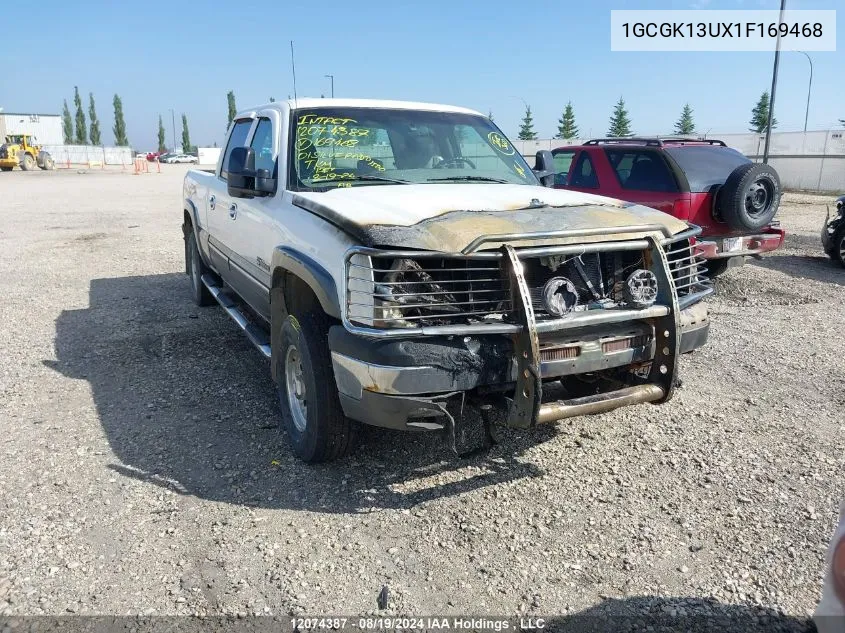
[830,224,845,268]
[277,311,358,462]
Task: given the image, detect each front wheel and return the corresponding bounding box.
[20,153,36,171]
[277,312,358,462]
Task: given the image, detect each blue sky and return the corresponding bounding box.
[1,0,841,149]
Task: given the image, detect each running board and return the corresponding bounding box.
[201,274,271,359]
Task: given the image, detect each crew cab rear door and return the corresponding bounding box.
[602,148,682,215]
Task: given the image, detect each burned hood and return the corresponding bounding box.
[292,183,689,252]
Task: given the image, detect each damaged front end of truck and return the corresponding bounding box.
[326,202,713,454]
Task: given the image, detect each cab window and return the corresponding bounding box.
[250,118,275,174]
[221,119,253,179]
[570,152,599,188]
[552,151,575,185]
[605,149,679,192]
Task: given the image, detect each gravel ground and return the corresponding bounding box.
[0,166,841,629]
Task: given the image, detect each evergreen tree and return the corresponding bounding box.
[749,91,778,133]
[181,114,191,153]
[840,118,845,126]
[112,94,128,146]
[61,100,73,144]
[227,91,237,129]
[674,103,696,135]
[518,105,537,140]
[488,110,494,122]
[88,93,101,145]
[269,96,275,102]
[157,115,166,153]
[607,97,633,137]
[73,86,87,145]
[556,102,579,139]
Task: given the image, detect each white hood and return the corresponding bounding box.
[294,183,652,227]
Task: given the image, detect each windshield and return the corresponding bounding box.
[289,107,538,190]
[664,146,751,192]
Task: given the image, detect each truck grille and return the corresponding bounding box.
[346,233,711,330]
[666,239,711,297]
[347,256,511,327]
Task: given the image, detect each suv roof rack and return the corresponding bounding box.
[583,137,727,147]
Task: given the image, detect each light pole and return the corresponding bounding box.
[762,0,786,164]
[324,74,334,98]
[797,51,813,133]
[169,108,177,151]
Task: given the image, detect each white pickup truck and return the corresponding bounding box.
[182,98,713,462]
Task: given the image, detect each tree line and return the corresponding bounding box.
[61,86,200,154]
[514,91,780,141]
[61,87,129,147]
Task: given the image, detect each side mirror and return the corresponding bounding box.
[533,150,556,188]
[227,147,256,198]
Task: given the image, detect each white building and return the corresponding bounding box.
[0,112,64,145]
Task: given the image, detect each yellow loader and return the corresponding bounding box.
[0,134,55,171]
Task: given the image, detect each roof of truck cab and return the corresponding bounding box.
[241,98,484,116]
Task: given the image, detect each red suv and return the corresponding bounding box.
[551,138,785,276]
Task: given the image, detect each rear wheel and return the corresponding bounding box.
[277,310,358,462]
[20,153,36,171]
[186,230,214,306]
[830,224,845,268]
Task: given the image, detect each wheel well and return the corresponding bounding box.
[274,269,320,317]
[270,270,321,383]
[183,210,193,236]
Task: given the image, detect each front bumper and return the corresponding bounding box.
[329,301,709,431]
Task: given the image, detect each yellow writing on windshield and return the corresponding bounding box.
[297,114,356,126]
[487,131,515,156]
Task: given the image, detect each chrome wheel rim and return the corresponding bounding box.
[285,345,308,432]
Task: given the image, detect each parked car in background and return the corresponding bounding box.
[551,138,785,277]
[164,153,198,164]
[146,151,162,162]
[821,194,845,268]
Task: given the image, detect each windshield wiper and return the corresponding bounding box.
[312,174,410,186]
[427,176,511,183]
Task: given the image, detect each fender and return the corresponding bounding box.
[270,246,340,319]
[182,199,212,270]
[269,247,340,383]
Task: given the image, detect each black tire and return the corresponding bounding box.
[38,152,55,170]
[0,167,12,172]
[277,312,358,462]
[186,230,214,306]
[20,153,36,171]
[705,259,730,278]
[717,163,780,231]
[829,224,845,268]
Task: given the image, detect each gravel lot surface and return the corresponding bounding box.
[0,166,841,629]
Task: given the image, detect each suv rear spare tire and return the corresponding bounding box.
[717,163,780,231]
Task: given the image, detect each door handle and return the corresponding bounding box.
[228,203,237,219]
[209,194,216,210]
